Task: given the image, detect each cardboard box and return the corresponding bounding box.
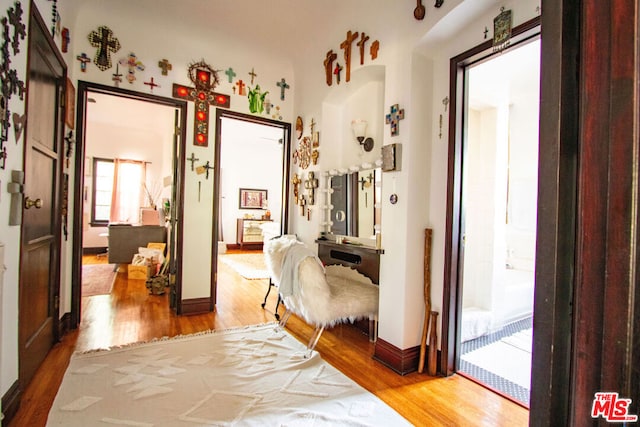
[128,264,153,280]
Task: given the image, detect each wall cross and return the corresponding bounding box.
[339,30,359,82]
[277,78,290,100]
[76,53,90,72]
[385,104,405,137]
[323,50,337,86]
[248,67,257,84]
[225,67,236,83]
[357,32,370,65]
[158,58,172,76]
[88,26,120,71]
[187,152,199,171]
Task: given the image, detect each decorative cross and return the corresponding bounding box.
[339,30,359,82]
[172,61,231,147]
[277,78,289,100]
[187,152,199,171]
[144,77,160,92]
[225,67,236,83]
[119,52,145,83]
[298,195,307,216]
[370,40,380,60]
[333,63,343,84]
[292,173,301,204]
[236,79,246,96]
[442,96,449,112]
[76,53,90,72]
[323,50,337,86]
[201,161,214,180]
[310,118,316,135]
[112,64,123,86]
[158,58,172,76]
[8,2,26,55]
[248,67,257,84]
[385,104,405,137]
[357,32,370,65]
[484,26,489,39]
[305,172,319,205]
[61,27,69,53]
[311,149,319,165]
[88,26,120,71]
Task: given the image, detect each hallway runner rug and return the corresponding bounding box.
[82,264,117,296]
[47,323,410,426]
[219,253,270,280]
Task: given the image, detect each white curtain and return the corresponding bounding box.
[109,159,146,224]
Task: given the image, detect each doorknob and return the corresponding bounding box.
[24,197,43,209]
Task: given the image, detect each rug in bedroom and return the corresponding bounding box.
[219,252,270,280]
[47,323,410,426]
[82,264,117,296]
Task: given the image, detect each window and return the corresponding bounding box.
[91,158,114,225]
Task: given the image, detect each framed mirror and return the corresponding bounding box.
[328,167,381,240]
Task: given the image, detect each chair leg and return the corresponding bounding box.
[261,279,273,308]
[369,315,378,342]
[279,309,292,328]
[274,294,282,320]
[307,325,325,353]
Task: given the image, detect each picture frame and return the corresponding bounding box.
[239,188,268,209]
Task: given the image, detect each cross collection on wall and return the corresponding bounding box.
[78,25,291,146]
[324,29,381,87]
[0,1,26,170]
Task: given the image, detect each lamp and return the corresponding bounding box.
[351,119,374,152]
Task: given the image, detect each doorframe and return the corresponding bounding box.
[441,17,541,376]
[70,81,188,326]
[210,109,291,306]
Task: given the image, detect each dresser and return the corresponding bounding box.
[236,219,271,248]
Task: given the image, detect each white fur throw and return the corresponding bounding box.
[263,236,379,328]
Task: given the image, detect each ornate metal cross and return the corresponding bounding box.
[88,26,120,71]
[187,152,199,171]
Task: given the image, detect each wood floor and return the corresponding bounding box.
[8,251,529,426]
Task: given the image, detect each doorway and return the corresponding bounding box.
[440,18,541,408]
[211,110,291,307]
[71,82,187,327]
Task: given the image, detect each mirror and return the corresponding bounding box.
[328,168,381,239]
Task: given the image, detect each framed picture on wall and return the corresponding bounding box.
[239,188,268,209]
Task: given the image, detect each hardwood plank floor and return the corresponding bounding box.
[8,252,529,426]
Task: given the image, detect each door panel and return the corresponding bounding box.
[19,6,65,387]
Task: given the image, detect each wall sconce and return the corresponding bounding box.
[351,119,374,152]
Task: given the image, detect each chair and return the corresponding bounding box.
[263,236,379,354]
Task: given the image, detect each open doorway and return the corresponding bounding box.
[211,110,291,311]
[440,18,541,409]
[71,82,187,329]
[457,38,540,407]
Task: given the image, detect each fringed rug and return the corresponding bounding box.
[219,253,270,280]
[47,323,409,426]
[82,264,117,296]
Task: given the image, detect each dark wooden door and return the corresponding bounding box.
[19,7,65,388]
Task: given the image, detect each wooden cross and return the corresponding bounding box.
[119,52,145,83]
[248,67,257,84]
[61,27,69,53]
[370,40,380,60]
[385,104,405,137]
[339,30,359,82]
[277,78,289,100]
[187,152,199,171]
[88,26,121,71]
[357,32,370,65]
[172,81,231,147]
[76,53,90,72]
[144,77,160,92]
[236,79,246,96]
[112,64,123,86]
[333,63,343,84]
[323,50,337,86]
[225,67,236,83]
[158,59,172,76]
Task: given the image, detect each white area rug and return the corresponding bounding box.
[219,253,270,280]
[48,323,409,426]
[460,328,533,390]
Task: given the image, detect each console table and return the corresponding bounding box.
[237,218,271,248]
